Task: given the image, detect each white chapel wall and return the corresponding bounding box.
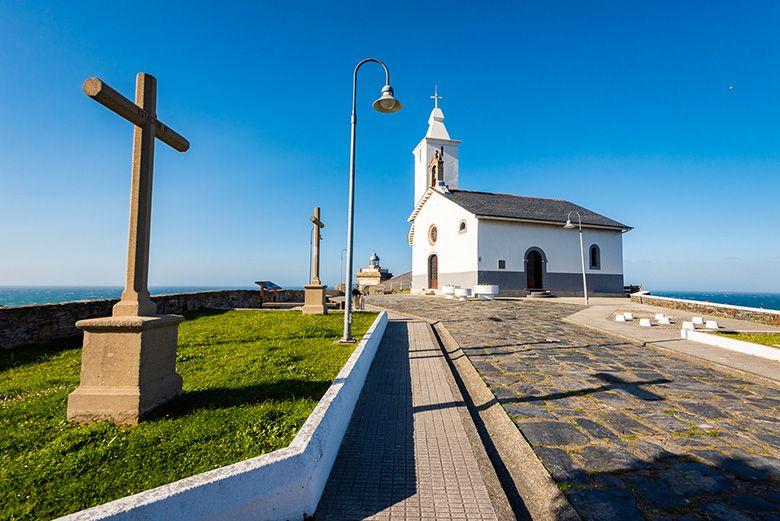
[477,220,624,275]
[412,193,478,291]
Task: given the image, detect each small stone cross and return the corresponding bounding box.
[430,85,443,109]
[309,207,325,285]
[82,73,189,317]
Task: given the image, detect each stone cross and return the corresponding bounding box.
[309,207,325,285]
[82,73,190,317]
[67,73,189,424]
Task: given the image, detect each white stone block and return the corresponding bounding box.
[474,284,499,300]
[454,288,470,300]
[614,314,626,322]
[658,316,672,325]
[692,317,705,326]
[682,321,696,331]
[639,318,653,327]
[705,320,719,330]
[622,312,634,321]
[654,313,666,320]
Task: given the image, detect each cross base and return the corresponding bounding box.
[302,284,328,315]
[66,314,184,425]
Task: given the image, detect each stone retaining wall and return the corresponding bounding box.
[630,293,780,326]
[0,289,305,350]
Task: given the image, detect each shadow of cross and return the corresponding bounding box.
[592,372,669,401]
[508,373,672,405]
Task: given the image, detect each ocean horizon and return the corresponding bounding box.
[1,286,779,311]
[650,290,780,312]
[0,286,262,307]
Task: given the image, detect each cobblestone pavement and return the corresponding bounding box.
[366,295,780,521]
[316,319,498,520]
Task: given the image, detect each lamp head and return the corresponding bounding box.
[563,219,575,229]
[373,85,402,113]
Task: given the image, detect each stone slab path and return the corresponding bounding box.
[316,318,499,520]
[565,302,780,383]
[367,295,780,521]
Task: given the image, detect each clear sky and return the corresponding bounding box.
[1,1,778,292]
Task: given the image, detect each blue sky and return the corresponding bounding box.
[1,1,778,292]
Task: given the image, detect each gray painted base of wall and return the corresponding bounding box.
[412,271,624,295]
[477,270,624,294]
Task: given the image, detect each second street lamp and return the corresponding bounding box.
[564,211,589,305]
[341,58,402,343]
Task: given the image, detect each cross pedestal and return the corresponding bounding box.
[303,284,328,315]
[67,73,189,425]
[303,207,328,315]
[67,315,183,424]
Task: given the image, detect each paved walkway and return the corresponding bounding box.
[367,295,780,521]
[564,301,780,382]
[316,318,498,520]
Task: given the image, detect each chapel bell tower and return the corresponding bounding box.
[412,86,461,206]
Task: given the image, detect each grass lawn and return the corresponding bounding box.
[0,309,377,520]
[713,331,780,348]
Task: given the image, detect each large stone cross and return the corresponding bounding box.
[309,207,325,285]
[82,73,189,317]
[67,73,190,424]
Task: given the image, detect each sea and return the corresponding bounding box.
[1,286,779,311]
[651,291,780,312]
[0,286,256,307]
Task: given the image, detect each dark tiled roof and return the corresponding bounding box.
[442,189,631,230]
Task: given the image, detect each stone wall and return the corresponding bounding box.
[0,289,305,350]
[630,293,780,326]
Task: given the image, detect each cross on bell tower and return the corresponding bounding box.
[430,85,443,109]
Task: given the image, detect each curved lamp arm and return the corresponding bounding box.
[567,210,583,231]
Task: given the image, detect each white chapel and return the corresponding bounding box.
[408,93,632,296]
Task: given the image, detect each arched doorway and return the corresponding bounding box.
[428,254,438,289]
[525,249,544,290]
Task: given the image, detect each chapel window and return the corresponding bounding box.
[589,244,601,270]
[498,259,506,270]
[458,220,467,233]
[428,225,438,245]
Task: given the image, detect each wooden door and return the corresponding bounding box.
[526,250,543,290]
[428,254,438,289]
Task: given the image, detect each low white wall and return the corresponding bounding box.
[681,329,780,362]
[59,311,389,521]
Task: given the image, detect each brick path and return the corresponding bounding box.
[316,318,498,520]
[367,295,780,521]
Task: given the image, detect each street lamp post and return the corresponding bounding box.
[339,248,347,291]
[341,58,402,343]
[564,211,589,305]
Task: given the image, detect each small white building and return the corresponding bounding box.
[408,98,632,296]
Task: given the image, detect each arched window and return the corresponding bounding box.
[458,220,467,234]
[589,244,601,270]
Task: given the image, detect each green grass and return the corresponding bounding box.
[713,331,780,348]
[0,310,377,520]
